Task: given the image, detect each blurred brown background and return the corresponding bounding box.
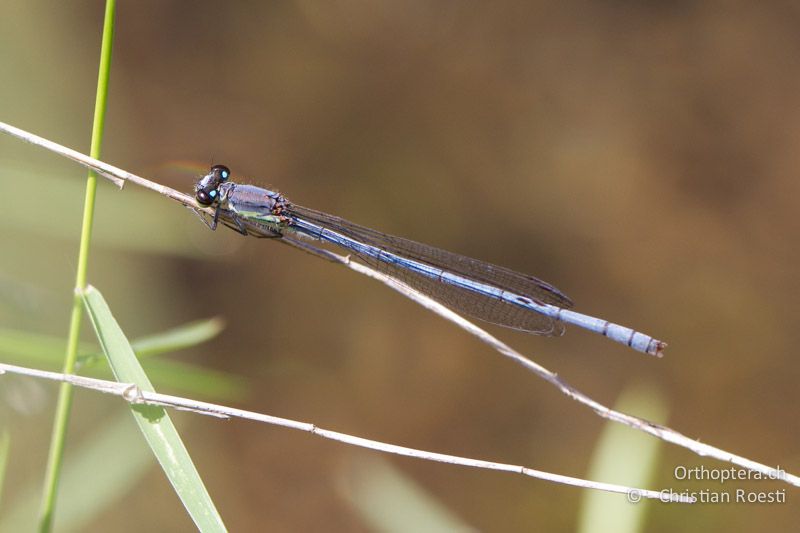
[1,1,798,531]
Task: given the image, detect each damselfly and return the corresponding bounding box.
[195,165,665,356]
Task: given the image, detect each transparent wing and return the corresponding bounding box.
[288,204,573,336]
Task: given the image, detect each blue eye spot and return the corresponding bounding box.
[221,171,229,179]
[210,190,217,198]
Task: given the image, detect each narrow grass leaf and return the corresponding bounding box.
[339,455,476,533]
[78,316,226,362]
[0,430,9,507]
[128,317,226,358]
[81,285,226,532]
[0,328,94,366]
[137,358,247,400]
[577,383,668,533]
[0,415,157,532]
[0,327,246,400]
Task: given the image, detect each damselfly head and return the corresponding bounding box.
[195,164,231,206]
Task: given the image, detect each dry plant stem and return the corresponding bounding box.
[0,362,693,503]
[0,122,194,208]
[0,121,796,489]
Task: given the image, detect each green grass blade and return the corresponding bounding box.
[127,317,226,358]
[0,415,156,532]
[341,456,475,532]
[0,329,94,366]
[577,383,669,533]
[38,3,117,529]
[134,359,247,400]
[0,430,9,507]
[81,285,226,532]
[0,327,247,400]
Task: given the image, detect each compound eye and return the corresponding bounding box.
[211,164,231,182]
[196,187,218,206]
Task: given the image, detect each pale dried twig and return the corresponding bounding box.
[0,362,691,503]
